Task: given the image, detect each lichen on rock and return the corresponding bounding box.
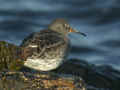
[0,41,24,71]
[0,71,86,90]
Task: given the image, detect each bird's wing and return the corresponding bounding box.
[38,30,65,49]
[21,30,65,56]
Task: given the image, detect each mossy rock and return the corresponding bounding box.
[0,41,24,71]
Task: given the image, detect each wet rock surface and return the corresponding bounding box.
[0,41,120,90]
[55,59,120,90]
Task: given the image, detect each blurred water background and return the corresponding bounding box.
[0,0,120,70]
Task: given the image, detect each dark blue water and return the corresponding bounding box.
[0,0,120,70]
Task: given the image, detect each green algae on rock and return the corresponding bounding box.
[0,41,24,71]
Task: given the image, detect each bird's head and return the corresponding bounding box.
[48,18,86,37]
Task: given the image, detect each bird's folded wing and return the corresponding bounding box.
[35,32,65,56]
[21,30,65,56]
[37,32,65,49]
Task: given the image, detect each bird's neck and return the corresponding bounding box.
[48,29,67,37]
[57,32,68,39]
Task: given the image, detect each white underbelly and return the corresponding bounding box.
[24,40,70,71]
[24,58,63,71]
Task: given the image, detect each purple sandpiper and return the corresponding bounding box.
[20,18,86,71]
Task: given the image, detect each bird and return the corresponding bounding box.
[20,18,86,71]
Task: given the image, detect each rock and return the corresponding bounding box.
[0,41,120,90]
[55,59,120,90]
[0,71,86,90]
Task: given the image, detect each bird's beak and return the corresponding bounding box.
[69,28,86,37]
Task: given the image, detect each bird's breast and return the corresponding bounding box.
[24,57,64,71]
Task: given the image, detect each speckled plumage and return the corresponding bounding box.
[21,30,70,71]
[20,18,86,71]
